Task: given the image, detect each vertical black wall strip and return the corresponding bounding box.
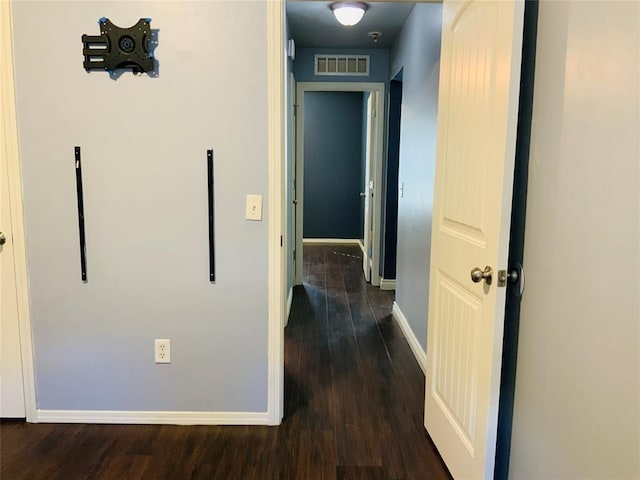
[207,149,216,283]
[74,146,88,282]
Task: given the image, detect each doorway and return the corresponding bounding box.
[380,73,403,289]
[276,0,528,476]
[293,82,385,287]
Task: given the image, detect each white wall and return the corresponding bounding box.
[389,4,442,350]
[13,1,270,413]
[510,2,640,477]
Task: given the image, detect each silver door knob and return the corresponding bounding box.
[359,192,366,197]
[470,266,493,285]
[0,231,6,246]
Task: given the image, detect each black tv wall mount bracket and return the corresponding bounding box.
[82,18,154,74]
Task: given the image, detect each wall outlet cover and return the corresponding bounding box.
[245,194,263,221]
[154,338,171,364]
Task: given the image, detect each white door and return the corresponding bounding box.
[424,1,524,478]
[0,146,26,418]
[362,92,375,282]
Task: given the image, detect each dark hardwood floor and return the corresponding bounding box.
[1,244,450,480]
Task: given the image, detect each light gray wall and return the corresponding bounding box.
[389,4,442,350]
[509,2,640,477]
[13,1,269,412]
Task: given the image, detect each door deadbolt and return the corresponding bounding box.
[470,265,493,285]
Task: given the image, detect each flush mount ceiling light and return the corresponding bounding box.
[330,2,369,26]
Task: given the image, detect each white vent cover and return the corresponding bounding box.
[314,54,370,76]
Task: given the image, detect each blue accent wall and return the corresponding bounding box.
[303,92,364,239]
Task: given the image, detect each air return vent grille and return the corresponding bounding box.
[314,54,370,76]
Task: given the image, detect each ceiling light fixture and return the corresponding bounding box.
[330,2,369,27]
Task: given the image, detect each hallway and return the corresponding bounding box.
[283,244,450,479]
[0,244,450,479]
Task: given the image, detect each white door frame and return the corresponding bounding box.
[266,0,286,425]
[0,1,37,422]
[293,81,385,287]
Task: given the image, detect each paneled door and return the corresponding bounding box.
[1,141,25,418]
[424,1,525,478]
[362,91,376,282]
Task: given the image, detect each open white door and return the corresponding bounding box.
[362,91,375,282]
[424,1,524,478]
[1,131,26,418]
[1,0,26,417]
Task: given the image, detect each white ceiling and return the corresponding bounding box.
[286,1,417,49]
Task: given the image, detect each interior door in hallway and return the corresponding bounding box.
[424,1,525,478]
[0,149,25,418]
[362,91,375,282]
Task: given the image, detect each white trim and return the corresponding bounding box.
[285,287,293,327]
[391,302,426,375]
[294,81,385,288]
[358,239,366,257]
[1,1,37,422]
[267,0,285,426]
[303,238,362,245]
[36,410,269,426]
[379,278,396,291]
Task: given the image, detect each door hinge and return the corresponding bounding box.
[293,250,296,262]
[293,104,299,116]
[280,235,283,247]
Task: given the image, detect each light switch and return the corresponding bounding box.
[245,194,263,221]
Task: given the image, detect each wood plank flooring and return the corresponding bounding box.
[1,245,451,480]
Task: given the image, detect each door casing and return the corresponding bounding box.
[293,81,386,287]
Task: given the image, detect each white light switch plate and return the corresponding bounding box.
[245,194,263,221]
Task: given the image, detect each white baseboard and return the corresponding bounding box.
[285,287,293,327]
[391,302,426,375]
[379,278,396,291]
[303,238,361,245]
[35,409,270,425]
[358,239,366,256]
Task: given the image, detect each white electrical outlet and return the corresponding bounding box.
[154,339,171,364]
